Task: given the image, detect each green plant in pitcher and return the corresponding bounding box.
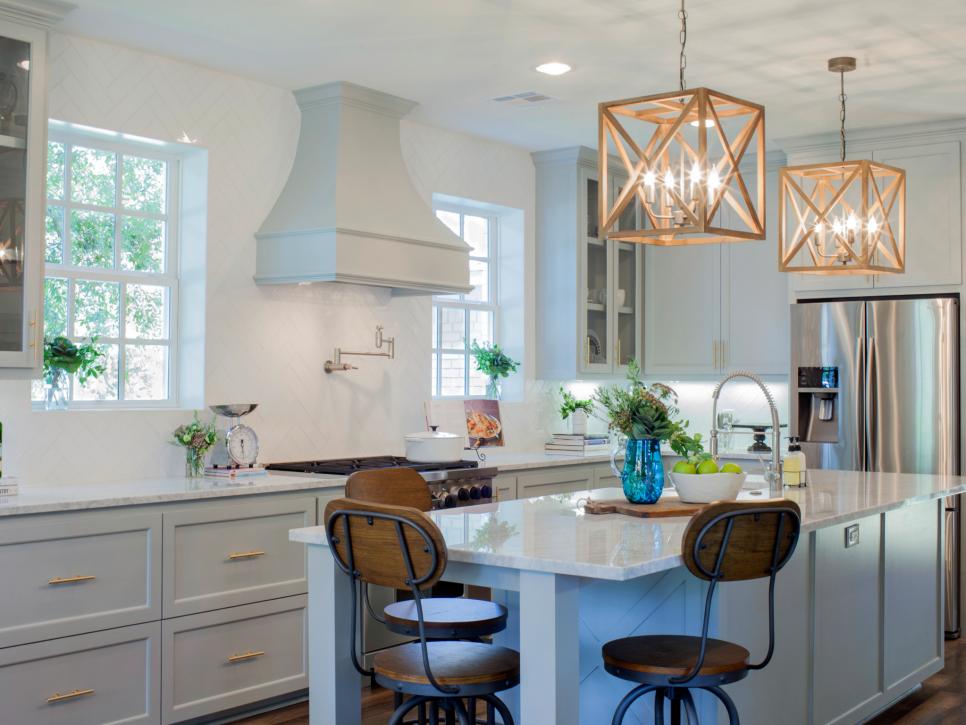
[43,335,105,383]
[558,387,594,420]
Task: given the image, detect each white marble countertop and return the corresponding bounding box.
[291,469,966,581]
[471,446,784,472]
[0,472,347,517]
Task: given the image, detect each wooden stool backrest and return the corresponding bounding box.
[346,468,433,512]
[682,499,801,582]
[324,497,447,590]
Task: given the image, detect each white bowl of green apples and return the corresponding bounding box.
[669,459,746,504]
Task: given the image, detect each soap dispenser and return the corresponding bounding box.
[782,437,807,488]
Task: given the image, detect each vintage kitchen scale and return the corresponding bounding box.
[208,403,262,471]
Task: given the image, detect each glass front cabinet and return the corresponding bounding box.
[534,146,643,379]
[0,17,49,371]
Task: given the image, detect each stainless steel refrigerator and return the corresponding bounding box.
[790,296,960,638]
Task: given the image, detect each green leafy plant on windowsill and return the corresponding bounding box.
[470,340,520,400]
[43,335,105,383]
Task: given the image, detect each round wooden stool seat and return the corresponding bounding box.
[603,634,750,680]
[384,597,508,638]
[374,641,520,688]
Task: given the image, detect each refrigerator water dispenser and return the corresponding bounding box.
[797,366,839,443]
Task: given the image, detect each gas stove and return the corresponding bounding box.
[265,455,498,508]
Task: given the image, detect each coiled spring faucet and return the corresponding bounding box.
[711,370,783,488]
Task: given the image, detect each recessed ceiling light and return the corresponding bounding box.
[535,62,572,76]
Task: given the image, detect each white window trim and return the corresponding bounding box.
[432,202,499,400]
[39,129,182,409]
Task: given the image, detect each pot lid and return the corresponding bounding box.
[405,429,461,441]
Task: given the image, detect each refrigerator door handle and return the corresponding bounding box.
[865,336,878,471]
[855,335,865,470]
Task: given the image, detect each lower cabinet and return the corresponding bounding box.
[161,596,308,724]
[493,473,518,501]
[0,622,160,725]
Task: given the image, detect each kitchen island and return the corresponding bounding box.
[291,469,966,725]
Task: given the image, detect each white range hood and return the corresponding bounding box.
[255,82,471,295]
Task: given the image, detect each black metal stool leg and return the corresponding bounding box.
[453,699,472,725]
[611,684,659,725]
[429,700,440,725]
[669,688,681,725]
[390,696,433,725]
[654,687,666,725]
[466,697,476,724]
[703,686,740,725]
[479,695,515,725]
[681,689,699,725]
[445,701,456,725]
[485,701,495,725]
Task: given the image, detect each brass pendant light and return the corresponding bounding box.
[598,0,766,245]
[778,58,905,274]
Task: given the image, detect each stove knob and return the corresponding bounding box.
[442,493,456,508]
[457,487,470,501]
[480,483,493,499]
[469,485,481,500]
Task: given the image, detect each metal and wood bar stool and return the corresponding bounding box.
[347,469,508,724]
[324,496,518,725]
[602,499,802,724]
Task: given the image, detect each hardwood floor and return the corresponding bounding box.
[234,638,966,724]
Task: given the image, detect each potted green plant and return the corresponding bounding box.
[172,413,219,478]
[470,340,519,400]
[42,336,106,410]
[559,387,594,435]
[592,359,690,504]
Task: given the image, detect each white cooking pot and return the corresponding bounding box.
[404,427,465,463]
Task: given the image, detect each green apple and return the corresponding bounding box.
[697,459,720,475]
[721,462,743,474]
[673,461,697,475]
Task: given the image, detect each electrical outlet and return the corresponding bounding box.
[845,523,860,548]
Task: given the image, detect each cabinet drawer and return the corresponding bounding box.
[163,496,315,617]
[0,510,161,647]
[162,596,308,723]
[0,622,160,725]
[517,466,593,498]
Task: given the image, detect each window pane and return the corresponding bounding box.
[121,216,164,272]
[70,146,116,206]
[463,214,488,256]
[122,155,165,212]
[45,205,64,263]
[47,142,65,200]
[74,279,120,338]
[431,352,437,397]
[431,305,438,347]
[469,365,488,397]
[440,353,465,397]
[124,344,168,400]
[467,260,488,302]
[435,209,460,235]
[73,343,119,401]
[469,310,492,346]
[126,283,167,339]
[43,277,68,337]
[70,210,115,268]
[440,307,465,350]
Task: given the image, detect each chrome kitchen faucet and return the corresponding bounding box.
[711,371,783,489]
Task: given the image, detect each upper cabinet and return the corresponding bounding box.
[534,147,643,379]
[644,164,790,377]
[786,134,963,296]
[0,12,56,371]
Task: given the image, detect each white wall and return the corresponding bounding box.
[0,33,787,485]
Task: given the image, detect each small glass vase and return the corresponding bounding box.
[486,376,502,401]
[610,437,665,504]
[184,448,207,478]
[44,368,69,411]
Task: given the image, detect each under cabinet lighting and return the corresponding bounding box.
[535,62,572,76]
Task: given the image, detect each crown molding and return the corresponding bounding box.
[0,0,74,29]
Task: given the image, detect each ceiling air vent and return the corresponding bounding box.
[493,91,554,106]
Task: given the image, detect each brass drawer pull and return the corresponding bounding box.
[48,575,97,585]
[47,688,94,703]
[227,550,265,561]
[227,650,265,663]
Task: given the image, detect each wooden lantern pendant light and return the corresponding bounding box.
[597,0,766,245]
[778,57,906,274]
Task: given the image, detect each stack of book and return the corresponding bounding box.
[544,434,610,456]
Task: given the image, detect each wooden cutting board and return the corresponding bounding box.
[583,497,704,518]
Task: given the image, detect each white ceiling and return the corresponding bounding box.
[57,0,966,151]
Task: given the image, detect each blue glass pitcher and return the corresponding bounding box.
[610,437,665,504]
